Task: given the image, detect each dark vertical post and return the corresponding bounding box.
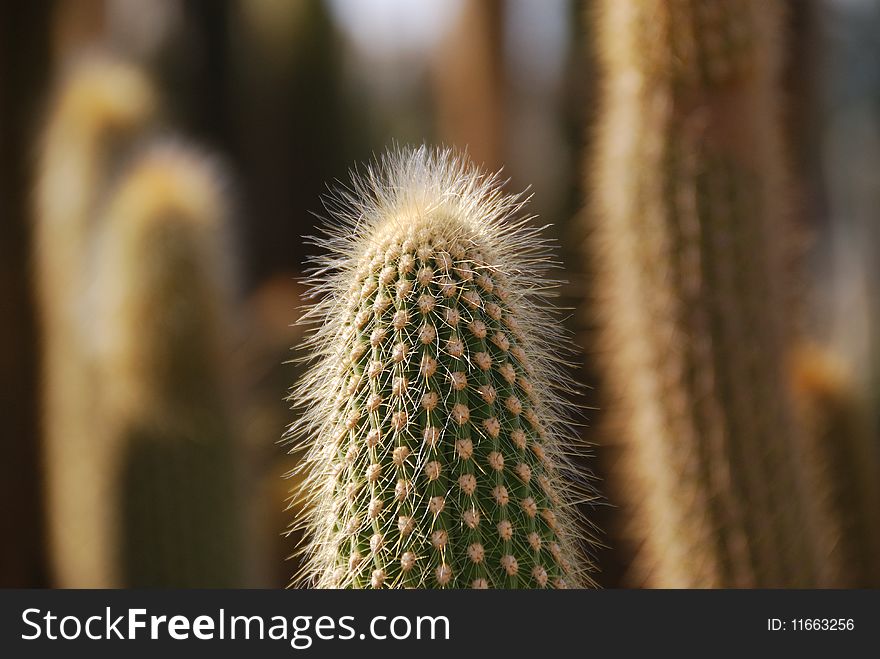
[0,0,52,587]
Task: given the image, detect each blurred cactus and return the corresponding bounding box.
[96,142,243,586]
[292,146,595,588]
[588,0,835,587]
[791,344,880,587]
[34,54,157,587]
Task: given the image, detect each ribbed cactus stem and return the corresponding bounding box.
[292,146,595,588]
[34,55,157,587]
[96,143,243,587]
[590,0,834,587]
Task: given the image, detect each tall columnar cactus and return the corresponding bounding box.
[90,142,242,585]
[34,55,157,587]
[96,142,243,586]
[292,146,595,588]
[589,0,836,587]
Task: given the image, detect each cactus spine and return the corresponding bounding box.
[293,146,595,588]
[96,143,243,587]
[589,0,833,587]
[34,55,157,587]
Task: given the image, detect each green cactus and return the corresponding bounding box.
[291,146,595,588]
[588,0,836,587]
[95,142,243,587]
[34,54,157,587]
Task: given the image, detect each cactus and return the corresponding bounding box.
[34,54,157,587]
[95,142,243,587]
[588,0,835,587]
[791,344,880,587]
[291,146,595,588]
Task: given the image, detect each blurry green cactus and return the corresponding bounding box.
[588,0,836,587]
[96,142,243,587]
[291,146,595,588]
[34,54,158,587]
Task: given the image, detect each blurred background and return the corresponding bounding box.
[0,0,877,588]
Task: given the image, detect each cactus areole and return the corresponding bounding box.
[290,146,594,588]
